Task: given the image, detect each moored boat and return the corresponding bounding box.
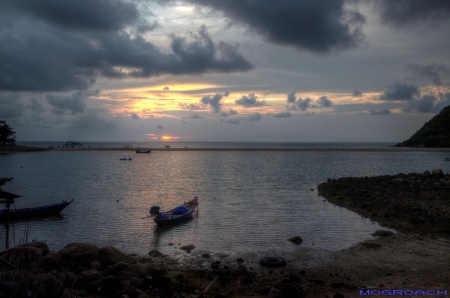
[0,199,74,220]
[150,197,198,226]
[136,149,151,153]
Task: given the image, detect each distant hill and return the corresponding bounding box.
[395,105,450,147]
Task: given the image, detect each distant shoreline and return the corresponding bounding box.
[48,147,450,152]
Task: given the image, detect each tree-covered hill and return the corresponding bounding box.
[395,105,450,147]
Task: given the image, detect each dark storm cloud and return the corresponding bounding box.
[46,91,92,115]
[248,113,262,122]
[352,89,363,97]
[27,98,45,114]
[296,98,312,111]
[235,93,266,107]
[368,109,391,115]
[317,96,333,107]
[201,93,223,113]
[380,82,420,101]
[221,109,238,117]
[185,0,365,53]
[0,8,252,92]
[1,0,141,32]
[377,0,450,26]
[287,92,296,103]
[406,63,448,86]
[273,111,291,118]
[402,94,437,113]
[0,93,24,118]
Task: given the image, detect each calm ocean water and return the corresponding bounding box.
[1,143,450,258]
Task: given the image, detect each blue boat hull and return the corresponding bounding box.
[0,200,73,220]
[152,200,198,226]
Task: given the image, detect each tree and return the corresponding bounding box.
[0,121,16,146]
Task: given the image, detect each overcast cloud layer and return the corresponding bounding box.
[1,0,450,142]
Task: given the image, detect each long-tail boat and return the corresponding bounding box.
[149,197,198,226]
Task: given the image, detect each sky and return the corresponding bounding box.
[1,0,450,142]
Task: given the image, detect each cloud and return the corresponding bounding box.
[221,109,238,117]
[352,89,363,97]
[248,112,262,122]
[163,87,170,91]
[0,8,252,92]
[273,111,291,118]
[317,96,333,107]
[186,0,365,53]
[131,113,141,120]
[223,118,241,125]
[156,125,165,129]
[0,93,24,118]
[46,90,92,114]
[27,97,45,114]
[402,94,437,113]
[406,63,448,86]
[296,98,312,111]
[224,90,230,97]
[380,82,420,101]
[179,102,202,110]
[190,113,203,119]
[377,0,450,26]
[235,93,266,107]
[201,93,223,113]
[368,109,391,115]
[287,92,296,103]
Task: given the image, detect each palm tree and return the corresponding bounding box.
[0,121,16,146]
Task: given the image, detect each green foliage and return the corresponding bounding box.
[0,120,16,146]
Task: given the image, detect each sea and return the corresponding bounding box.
[1,142,449,261]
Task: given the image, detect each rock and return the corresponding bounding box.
[211,261,220,269]
[432,169,444,177]
[116,284,140,298]
[148,249,163,257]
[90,261,102,270]
[116,263,156,280]
[34,273,64,298]
[371,230,394,237]
[98,246,137,267]
[114,261,131,271]
[2,246,43,270]
[288,236,303,245]
[17,241,49,256]
[129,277,147,289]
[80,269,103,293]
[201,253,210,258]
[179,244,195,251]
[58,242,99,267]
[237,258,244,263]
[362,242,382,249]
[423,170,431,176]
[299,270,306,275]
[334,294,345,298]
[38,253,63,271]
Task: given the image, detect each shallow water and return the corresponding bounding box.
[1,148,449,256]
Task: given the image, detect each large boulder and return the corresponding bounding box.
[17,241,49,256]
[38,253,63,271]
[58,242,99,268]
[98,246,137,267]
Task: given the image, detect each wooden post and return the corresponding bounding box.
[5,200,9,249]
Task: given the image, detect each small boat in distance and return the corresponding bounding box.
[0,200,74,221]
[120,157,133,160]
[135,149,151,153]
[150,197,198,226]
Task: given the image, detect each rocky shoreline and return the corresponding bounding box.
[1,170,449,297]
[317,169,450,239]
